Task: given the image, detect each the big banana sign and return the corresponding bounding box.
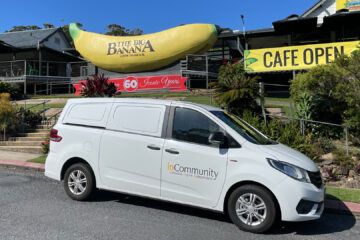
[69,23,218,73]
[244,41,360,73]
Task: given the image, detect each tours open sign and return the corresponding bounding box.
[244,41,360,73]
[337,0,360,11]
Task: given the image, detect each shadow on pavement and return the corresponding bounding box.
[270,212,357,235]
[92,190,231,223]
[92,190,357,235]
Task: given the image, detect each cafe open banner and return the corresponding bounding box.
[337,0,360,11]
[244,41,360,73]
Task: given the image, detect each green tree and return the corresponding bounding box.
[5,25,42,32]
[105,24,143,36]
[43,23,55,29]
[129,28,143,36]
[210,63,260,115]
[0,93,15,140]
[27,25,41,30]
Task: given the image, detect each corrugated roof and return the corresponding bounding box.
[0,40,17,52]
[302,0,327,17]
[0,28,59,49]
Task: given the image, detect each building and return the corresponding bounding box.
[1,0,359,95]
[76,0,360,94]
[0,28,83,95]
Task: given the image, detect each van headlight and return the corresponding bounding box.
[267,158,311,183]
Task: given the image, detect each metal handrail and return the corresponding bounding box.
[46,110,62,128]
[14,100,50,118]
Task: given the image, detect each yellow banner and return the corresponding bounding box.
[337,0,360,11]
[244,41,360,73]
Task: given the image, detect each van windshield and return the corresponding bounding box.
[211,111,277,145]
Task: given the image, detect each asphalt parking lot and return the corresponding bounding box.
[0,168,359,240]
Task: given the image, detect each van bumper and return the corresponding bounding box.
[274,177,325,222]
[44,152,61,181]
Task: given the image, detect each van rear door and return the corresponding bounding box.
[99,103,167,197]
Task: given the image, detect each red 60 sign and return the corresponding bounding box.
[123,77,138,92]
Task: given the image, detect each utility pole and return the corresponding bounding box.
[241,15,248,50]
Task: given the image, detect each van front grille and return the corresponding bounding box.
[307,171,322,188]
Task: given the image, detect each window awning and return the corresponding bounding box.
[321,10,360,29]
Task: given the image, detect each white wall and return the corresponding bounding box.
[305,0,336,24]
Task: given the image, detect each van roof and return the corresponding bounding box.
[66,98,223,112]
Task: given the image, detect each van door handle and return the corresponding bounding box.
[147,145,161,151]
[165,148,179,154]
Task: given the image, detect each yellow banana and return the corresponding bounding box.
[69,23,218,73]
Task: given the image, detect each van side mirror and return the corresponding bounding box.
[208,132,226,145]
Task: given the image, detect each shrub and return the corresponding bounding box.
[333,149,356,170]
[240,110,312,157]
[0,82,22,99]
[41,137,50,154]
[14,108,42,129]
[211,63,261,115]
[350,134,360,147]
[80,74,119,97]
[290,51,360,137]
[290,64,346,125]
[294,92,314,120]
[317,136,336,154]
[0,93,16,140]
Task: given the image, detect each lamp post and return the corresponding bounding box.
[241,15,248,50]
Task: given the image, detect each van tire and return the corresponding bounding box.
[227,184,277,233]
[63,163,95,201]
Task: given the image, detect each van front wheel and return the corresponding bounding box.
[227,185,277,233]
[63,163,95,201]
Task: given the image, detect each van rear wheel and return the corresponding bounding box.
[227,185,277,233]
[63,163,95,201]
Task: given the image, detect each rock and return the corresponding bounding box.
[320,153,335,162]
[345,181,355,189]
[321,159,334,166]
[349,170,355,178]
[341,176,347,183]
[321,170,329,179]
[351,156,358,161]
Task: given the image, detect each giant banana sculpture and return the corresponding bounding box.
[69,23,218,73]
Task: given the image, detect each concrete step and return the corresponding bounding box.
[16,132,49,138]
[25,129,50,133]
[41,120,56,124]
[265,107,285,117]
[0,146,43,154]
[8,136,46,142]
[0,141,42,146]
[35,124,52,129]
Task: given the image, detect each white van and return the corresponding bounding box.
[45,98,324,233]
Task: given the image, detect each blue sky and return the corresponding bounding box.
[1,0,318,33]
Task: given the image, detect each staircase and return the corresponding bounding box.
[0,121,54,154]
[265,107,286,117]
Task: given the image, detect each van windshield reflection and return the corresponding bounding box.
[211,111,277,145]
